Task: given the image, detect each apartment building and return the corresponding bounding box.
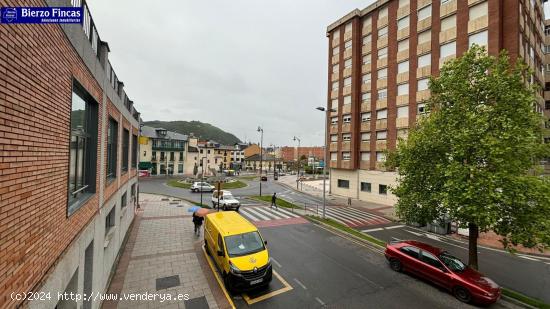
[326,0,546,205]
[0,1,141,308]
[139,126,187,176]
[281,146,325,162]
[542,20,550,168]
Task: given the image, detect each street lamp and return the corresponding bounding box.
[257,126,264,196]
[316,106,336,219]
[200,156,206,207]
[293,136,301,190]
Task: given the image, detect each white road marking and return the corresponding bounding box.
[254,207,288,220]
[270,257,282,268]
[315,297,325,306]
[293,278,307,290]
[324,208,366,225]
[385,225,405,230]
[545,262,550,265]
[276,207,300,218]
[243,207,270,221]
[391,237,402,241]
[518,255,540,262]
[362,228,384,232]
[404,229,424,236]
[239,208,260,221]
[344,207,389,221]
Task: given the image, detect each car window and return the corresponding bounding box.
[439,252,466,272]
[225,232,265,257]
[421,251,444,269]
[217,234,224,253]
[399,246,420,259]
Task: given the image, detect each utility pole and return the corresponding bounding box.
[316,107,335,219]
[257,126,263,196]
[293,136,301,190]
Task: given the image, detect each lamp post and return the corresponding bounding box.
[257,126,263,196]
[293,136,301,190]
[316,107,336,219]
[200,156,206,207]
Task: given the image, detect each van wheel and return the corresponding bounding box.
[389,258,402,272]
[223,273,232,292]
[453,286,472,303]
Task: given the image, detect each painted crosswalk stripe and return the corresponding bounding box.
[275,207,300,218]
[325,208,366,225]
[243,207,271,221]
[385,225,405,230]
[362,228,384,232]
[344,207,389,222]
[239,208,261,221]
[254,207,288,220]
[329,207,383,224]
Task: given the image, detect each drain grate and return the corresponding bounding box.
[184,296,209,309]
[155,275,181,290]
[161,198,170,201]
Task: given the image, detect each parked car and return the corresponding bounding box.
[190,182,215,193]
[384,240,500,305]
[212,190,240,211]
[261,176,268,181]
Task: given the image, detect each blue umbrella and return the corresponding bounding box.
[188,206,201,213]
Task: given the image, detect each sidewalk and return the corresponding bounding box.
[102,193,232,309]
[277,175,397,220]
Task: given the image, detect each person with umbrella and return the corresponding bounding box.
[189,206,208,236]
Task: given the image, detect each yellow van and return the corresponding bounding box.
[204,211,272,291]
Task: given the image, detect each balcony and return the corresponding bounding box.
[468,16,488,34]
[376,119,387,130]
[341,160,352,169]
[330,161,338,168]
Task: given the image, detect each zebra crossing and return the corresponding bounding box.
[239,206,307,227]
[321,206,391,228]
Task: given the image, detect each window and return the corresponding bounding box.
[418,103,427,114]
[360,152,371,161]
[397,106,409,118]
[400,246,420,259]
[332,46,339,55]
[338,179,350,188]
[343,114,352,123]
[363,34,372,45]
[344,40,352,50]
[377,152,386,162]
[418,78,429,91]
[121,192,127,209]
[378,68,388,79]
[68,82,98,213]
[342,133,351,141]
[469,30,488,47]
[332,81,339,90]
[376,130,387,140]
[330,152,337,161]
[421,251,444,269]
[330,134,338,142]
[363,17,372,27]
[105,206,116,236]
[398,39,409,52]
[179,151,183,161]
[362,73,371,83]
[378,26,388,39]
[363,54,371,64]
[344,22,352,32]
[122,128,129,172]
[418,4,432,21]
[333,30,340,39]
[152,151,157,160]
[397,16,409,30]
[344,77,352,87]
[546,101,550,110]
[345,58,352,68]
[418,53,431,67]
[399,0,410,7]
[469,1,488,21]
[362,112,371,122]
[362,92,371,102]
[418,30,431,44]
[178,164,183,173]
[378,47,388,59]
[331,116,338,125]
[378,88,388,99]
[107,118,118,180]
[379,6,388,18]
[170,152,174,161]
[132,134,137,168]
[545,25,550,36]
[333,64,339,73]
[441,0,452,4]
[342,152,351,160]
[398,61,409,73]
[377,109,387,120]
[160,151,165,161]
[398,83,409,96]
[361,182,372,192]
[440,41,456,58]
[331,99,338,108]
[361,133,371,141]
[440,15,456,32]
[343,95,352,105]
[379,184,388,194]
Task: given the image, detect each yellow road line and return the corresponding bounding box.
[242,271,293,305]
[202,247,236,309]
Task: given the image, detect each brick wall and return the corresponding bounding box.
[0,0,138,306]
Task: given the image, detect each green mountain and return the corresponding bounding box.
[143,120,241,145]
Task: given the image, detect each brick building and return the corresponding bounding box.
[326,0,547,205]
[0,1,140,308]
[280,146,325,162]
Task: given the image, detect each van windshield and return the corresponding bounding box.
[225,232,265,257]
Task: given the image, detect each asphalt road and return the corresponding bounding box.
[231,222,515,308]
[364,226,550,303]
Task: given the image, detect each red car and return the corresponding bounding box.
[384,240,500,305]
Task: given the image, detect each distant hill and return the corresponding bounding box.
[143,120,241,145]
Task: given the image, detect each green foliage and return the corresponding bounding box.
[502,288,550,308]
[218,180,247,189]
[143,120,241,145]
[386,45,550,251]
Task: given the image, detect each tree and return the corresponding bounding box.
[386,46,550,270]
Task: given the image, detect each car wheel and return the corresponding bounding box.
[453,286,472,303]
[212,202,216,207]
[236,207,240,212]
[223,273,233,292]
[222,205,227,211]
[389,258,402,272]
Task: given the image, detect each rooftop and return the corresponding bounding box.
[141,126,188,141]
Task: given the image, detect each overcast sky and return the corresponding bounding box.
[87,0,371,147]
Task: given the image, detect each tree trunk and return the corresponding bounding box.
[468,223,479,270]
